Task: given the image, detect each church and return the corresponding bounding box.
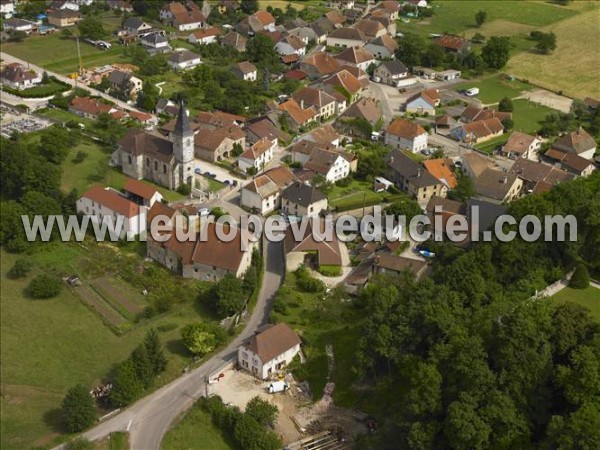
[112,102,195,191]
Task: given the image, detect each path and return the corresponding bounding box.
[55,239,284,450]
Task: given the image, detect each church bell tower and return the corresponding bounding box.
[172,100,194,186]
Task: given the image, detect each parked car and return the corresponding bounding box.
[223,180,231,185]
[208,173,217,179]
[198,207,210,217]
[203,171,211,176]
[194,167,202,174]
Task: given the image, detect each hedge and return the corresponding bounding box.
[3,77,70,98]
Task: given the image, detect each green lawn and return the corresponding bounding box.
[161,406,235,450]
[398,1,578,37]
[455,75,533,105]
[510,99,556,135]
[327,180,405,212]
[552,286,600,322]
[2,33,131,75]
[0,244,215,450]
[4,79,69,97]
[476,134,508,154]
[271,272,363,407]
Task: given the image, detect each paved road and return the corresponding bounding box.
[61,238,284,449]
[1,51,145,114]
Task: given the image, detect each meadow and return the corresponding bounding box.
[161,407,235,450]
[552,286,600,322]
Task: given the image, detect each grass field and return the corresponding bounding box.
[0,245,214,449]
[161,406,235,450]
[552,286,600,322]
[398,1,578,37]
[509,99,556,134]
[2,34,131,75]
[328,180,405,212]
[506,5,600,99]
[455,75,532,104]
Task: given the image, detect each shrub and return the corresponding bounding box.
[570,263,590,289]
[318,265,342,277]
[27,274,62,299]
[295,266,325,293]
[72,151,88,164]
[8,258,33,279]
[62,385,96,432]
[177,183,191,195]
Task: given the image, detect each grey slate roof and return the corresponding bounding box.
[282,182,326,207]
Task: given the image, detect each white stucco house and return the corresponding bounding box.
[76,186,147,240]
[385,118,429,153]
[238,138,275,172]
[238,323,301,379]
[168,50,202,71]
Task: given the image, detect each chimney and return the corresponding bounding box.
[417,168,422,177]
[502,176,508,184]
[300,99,305,109]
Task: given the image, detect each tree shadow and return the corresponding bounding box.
[43,407,66,434]
[166,338,190,358]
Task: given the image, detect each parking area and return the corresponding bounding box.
[0,103,52,137]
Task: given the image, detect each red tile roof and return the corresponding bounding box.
[81,186,140,218]
[386,118,427,139]
[124,179,159,200]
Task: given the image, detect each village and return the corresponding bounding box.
[1,0,599,449]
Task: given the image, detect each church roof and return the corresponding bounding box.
[173,100,192,136]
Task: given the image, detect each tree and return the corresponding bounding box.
[62,385,96,432]
[130,345,153,388]
[8,30,27,42]
[570,263,590,289]
[8,258,33,279]
[136,82,160,111]
[447,171,475,201]
[110,359,144,406]
[213,274,245,317]
[502,117,514,130]
[536,32,557,54]
[481,36,511,70]
[240,0,259,14]
[385,198,423,224]
[245,396,279,427]
[472,33,486,43]
[64,438,94,450]
[27,274,62,299]
[181,322,226,356]
[143,329,167,376]
[422,43,445,68]
[246,34,281,70]
[232,142,244,157]
[234,414,280,450]
[77,16,107,40]
[498,97,514,112]
[475,10,487,27]
[395,33,426,67]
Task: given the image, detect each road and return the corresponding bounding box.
[0,51,145,114]
[64,238,284,449]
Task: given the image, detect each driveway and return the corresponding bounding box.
[60,239,285,450]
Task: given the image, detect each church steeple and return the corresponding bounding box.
[174,100,192,138]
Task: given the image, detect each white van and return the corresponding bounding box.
[465,87,480,97]
[267,381,289,394]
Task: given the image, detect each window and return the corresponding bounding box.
[146,158,150,167]
[128,155,132,164]
[154,161,158,170]
[163,164,167,174]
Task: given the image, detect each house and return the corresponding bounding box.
[238,323,301,379]
[140,32,171,52]
[304,148,352,182]
[374,60,416,87]
[108,70,142,97]
[240,165,296,214]
[434,35,471,54]
[366,12,397,35]
[583,97,599,111]
[276,34,307,56]
[287,26,317,45]
[334,46,376,71]
[106,0,133,12]
[385,118,428,153]
[435,69,461,81]
[147,222,256,281]
[305,124,342,148]
[338,97,382,135]
[413,66,436,79]
[461,104,511,123]
[245,117,285,146]
[3,18,37,33]
[236,10,276,35]
[365,34,398,59]
[123,179,163,207]
[156,99,180,117]
[472,169,523,203]
[373,253,429,279]
[277,99,317,130]
[293,87,338,120]
[49,0,79,11]
[160,1,205,31]
[461,152,495,178]
[221,31,247,52]
[281,182,328,217]
[552,127,596,160]
[434,114,456,131]
[76,186,146,240]
[188,27,220,45]
[0,63,42,90]
[499,132,541,160]
[47,9,81,27]
[231,61,257,81]
[123,17,152,34]
[129,111,159,130]
[322,69,363,101]
[327,27,368,48]
[299,52,341,79]
[375,0,401,20]
[195,125,245,162]
[544,148,596,177]
[386,149,447,202]
[68,96,120,120]
[344,8,363,23]
[168,50,202,70]
[354,19,387,39]
[423,158,457,189]
[451,118,504,144]
[509,158,574,195]
[284,220,343,271]
[1,0,15,17]
[405,89,440,115]
[329,0,355,9]
[238,137,275,172]
[112,102,195,191]
[309,20,329,44]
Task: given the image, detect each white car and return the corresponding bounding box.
[198,207,211,217]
